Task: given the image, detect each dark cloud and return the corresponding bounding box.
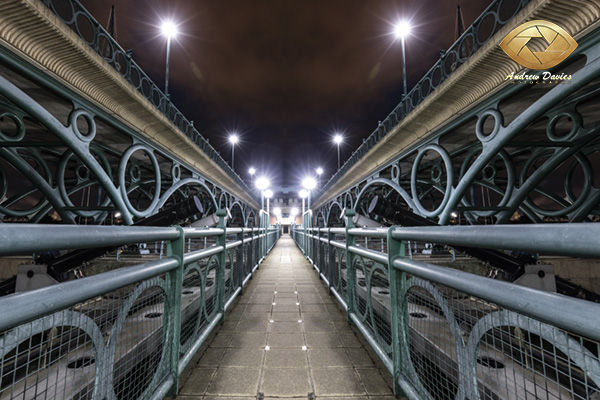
[80,0,488,189]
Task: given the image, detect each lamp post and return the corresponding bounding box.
[394,21,412,99]
[333,134,343,170]
[264,189,273,221]
[160,21,178,96]
[256,176,270,210]
[229,134,239,169]
[299,190,308,215]
[249,167,256,187]
[290,207,298,225]
[316,167,323,187]
[302,177,317,210]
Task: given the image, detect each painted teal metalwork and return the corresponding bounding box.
[293,222,600,399]
[0,223,279,399]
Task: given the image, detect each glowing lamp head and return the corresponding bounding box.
[264,189,273,199]
[316,167,323,175]
[229,134,239,145]
[299,189,308,199]
[302,177,317,190]
[161,20,178,39]
[256,176,270,190]
[290,207,298,216]
[274,207,281,216]
[249,167,256,175]
[333,134,343,145]
[394,21,411,40]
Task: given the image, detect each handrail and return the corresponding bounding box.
[0,217,281,400]
[390,224,600,258]
[292,221,600,398]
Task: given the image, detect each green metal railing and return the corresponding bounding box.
[293,211,600,399]
[0,211,279,400]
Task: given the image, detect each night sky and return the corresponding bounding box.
[79,0,489,190]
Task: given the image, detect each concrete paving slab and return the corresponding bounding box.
[179,367,215,395]
[260,367,312,397]
[311,367,366,396]
[205,368,260,396]
[178,236,396,400]
[264,349,308,368]
[308,348,353,367]
[356,368,393,395]
[220,348,264,367]
[267,333,305,348]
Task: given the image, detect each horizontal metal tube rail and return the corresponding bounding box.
[390,223,600,258]
[348,245,388,266]
[0,256,179,331]
[183,245,224,265]
[225,240,243,249]
[182,227,225,237]
[0,224,180,256]
[293,221,600,399]
[392,256,600,342]
[348,227,388,238]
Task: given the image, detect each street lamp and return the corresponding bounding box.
[160,20,178,96]
[274,207,281,223]
[302,177,317,210]
[316,167,323,187]
[229,134,239,169]
[264,189,273,218]
[299,189,308,215]
[249,167,256,187]
[290,207,298,224]
[394,20,412,99]
[333,134,343,169]
[256,176,270,209]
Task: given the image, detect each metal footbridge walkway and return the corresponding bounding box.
[2,0,600,399]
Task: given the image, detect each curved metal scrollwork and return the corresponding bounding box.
[0,63,257,226]
[317,30,600,228]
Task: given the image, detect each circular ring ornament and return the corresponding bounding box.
[0,112,26,142]
[118,145,161,218]
[476,109,503,142]
[391,163,401,182]
[171,164,181,183]
[69,109,96,142]
[411,144,454,218]
[547,111,581,142]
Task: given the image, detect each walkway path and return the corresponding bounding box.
[176,235,399,399]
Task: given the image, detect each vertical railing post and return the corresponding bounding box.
[328,228,334,293]
[237,229,245,294]
[216,210,227,323]
[387,226,407,397]
[166,226,185,397]
[345,209,356,323]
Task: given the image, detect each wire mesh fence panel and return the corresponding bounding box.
[0,274,171,400]
[353,255,392,359]
[224,247,238,302]
[179,255,219,356]
[112,278,169,400]
[398,277,600,400]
